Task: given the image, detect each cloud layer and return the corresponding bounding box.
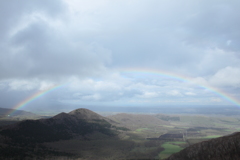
[0,0,240,112]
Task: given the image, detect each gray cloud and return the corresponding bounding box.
[0,0,65,41]
[0,2,111,80]
[183,1,240,51]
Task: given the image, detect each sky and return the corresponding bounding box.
[1,0,240,113]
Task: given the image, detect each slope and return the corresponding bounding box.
[167,132,240,160]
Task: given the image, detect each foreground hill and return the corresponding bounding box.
[0,108,122,159]
[167,132,240,160]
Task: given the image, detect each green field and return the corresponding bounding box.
[136,128,149,132]
[159,142,183,159]
[170,141,186,144]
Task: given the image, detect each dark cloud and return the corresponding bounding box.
[0,1,111,80]
[0,0,65,40]
[0,0,66,79]
[8,21,110,79]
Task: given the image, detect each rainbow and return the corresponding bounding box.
[8,68,240,116]
[119,68,240,107]
[8,84,64,116]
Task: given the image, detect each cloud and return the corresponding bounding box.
[210,97,223,103]
[0,0,65,41]
[185,92,196,96]
[0,0,112,80]
[167,90,182,96]
[209,66,240,87]
[81,94,102,101]
[9,23,110,78]
[183,0,240,52]
[193,48,240,76]
[136,91,159,99]
[0,0,240,110]
[8,79,38,91]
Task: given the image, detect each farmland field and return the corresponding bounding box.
[107,114,240,159]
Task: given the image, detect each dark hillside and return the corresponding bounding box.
[167,132,240,160]
[0,108,119,159]
[0,108,116,144]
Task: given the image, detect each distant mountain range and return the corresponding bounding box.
[0,107,39,119]
[167,132,240,160]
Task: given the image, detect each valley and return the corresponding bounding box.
[0,108,240,159]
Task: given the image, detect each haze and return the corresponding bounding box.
[0,0,240,113]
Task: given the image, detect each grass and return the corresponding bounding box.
[159,142,183,159]
[170,141,186,144]
[135,128,148,132]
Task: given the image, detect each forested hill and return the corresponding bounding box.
[167,132,240,160]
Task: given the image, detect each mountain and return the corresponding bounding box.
[166,132,240,160]
[69,108,105,120]
[2,108,159,160]
[0,108,116,144]
[0,108,122,159]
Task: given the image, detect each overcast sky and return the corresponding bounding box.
[1,0,240,113]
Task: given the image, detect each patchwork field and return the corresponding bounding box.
[106,113,240,159]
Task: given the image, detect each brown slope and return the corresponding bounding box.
[167,132,240,160]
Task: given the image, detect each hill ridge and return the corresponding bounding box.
[68,108,105,120]
[167,132,240,160]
